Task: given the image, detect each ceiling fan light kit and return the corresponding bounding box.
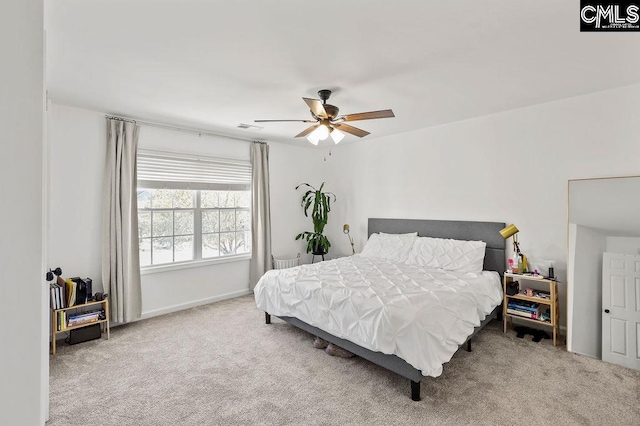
[330,128,345,144]
[313,123,330,140]
[255,89,395,145]
[307,132,320,145]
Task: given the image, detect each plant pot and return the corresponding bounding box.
[312,247,327,256]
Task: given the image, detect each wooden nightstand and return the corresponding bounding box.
[503,273,560,346]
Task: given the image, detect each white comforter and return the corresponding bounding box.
[254,255,502,377]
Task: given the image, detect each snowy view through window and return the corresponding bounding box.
[137,189,251,266]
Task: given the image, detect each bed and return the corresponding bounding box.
[254,218,506,401]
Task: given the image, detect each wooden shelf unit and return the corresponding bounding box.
[503,273,559,346]
[51,298,110,355]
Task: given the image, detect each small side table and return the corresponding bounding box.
[503,273,560,346]
[51,298,110,356]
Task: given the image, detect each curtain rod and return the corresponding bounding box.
[105,115,261,144]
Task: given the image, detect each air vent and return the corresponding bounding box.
[237,123,263,131]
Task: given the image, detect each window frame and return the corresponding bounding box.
[138,188,252,272]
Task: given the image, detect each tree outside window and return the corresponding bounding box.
[137,188,251,266]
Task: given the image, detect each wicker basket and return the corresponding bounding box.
[273,253,301,269]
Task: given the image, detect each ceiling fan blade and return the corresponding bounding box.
[295,125,318,138]
[303,98,328,119]
[341,109,395,122]
[254,119,316,123]
[333,123,370,138]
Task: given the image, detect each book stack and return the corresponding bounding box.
[67,310,104,327]
[50,277,67,310]
[507,300,543,320]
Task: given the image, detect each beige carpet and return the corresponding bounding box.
[49,295,639,425]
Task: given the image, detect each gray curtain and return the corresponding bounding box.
[102,119,142,323]
[250,142,272,290]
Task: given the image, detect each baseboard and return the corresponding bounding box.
[140,288,253,320]
[569,350,601,360]
[50,289,252,343]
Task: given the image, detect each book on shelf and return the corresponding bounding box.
[507,308,539,319]
[55,285,60,309]
[51,281,74,310]
[67,310,104,327]
[68,312,100,322]
[68,317,99,327]
[50,284,57,310]
[507,300,540,313]
[52,284,59,310]
[68,311,101,320]
[65,278,77,307]
[56,277,67,309]
[507,306,552,322]
[56,311,67,331]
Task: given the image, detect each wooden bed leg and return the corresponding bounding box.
[265,312,271,324]
[466,339,472,352]
[411,380,421,401]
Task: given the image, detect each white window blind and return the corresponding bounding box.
[137,150,251,190]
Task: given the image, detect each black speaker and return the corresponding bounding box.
[506,280,519,296]
[85,278,93,300]
[68,324,101,345]
[93,292,108,301]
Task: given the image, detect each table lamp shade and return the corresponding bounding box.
[499,224,519,239]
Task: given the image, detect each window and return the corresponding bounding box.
[137,151,251,267]
[137,189,195,266]
[200,190,251,259]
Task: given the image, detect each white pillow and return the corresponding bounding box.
[406,236,486,273]
[360,232,418,263]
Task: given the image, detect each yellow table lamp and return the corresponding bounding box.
[499,224,528,272]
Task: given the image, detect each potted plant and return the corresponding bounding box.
[295,182,336,256]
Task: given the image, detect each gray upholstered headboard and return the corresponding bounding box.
[368,218,506,276]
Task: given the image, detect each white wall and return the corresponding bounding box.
[47,104,324,318]
[269,143,329,263]
[568,224,607,358]
[606,236,640,256]
[323,83,640,328]
[0,0,46,424]
[48,106,105,281]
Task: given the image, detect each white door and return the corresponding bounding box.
[602,252,640,371]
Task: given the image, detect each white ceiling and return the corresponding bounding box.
[46,1,640,145]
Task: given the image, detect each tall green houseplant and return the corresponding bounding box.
[295,182,336,255]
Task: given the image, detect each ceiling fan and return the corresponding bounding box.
[255,89,395,145]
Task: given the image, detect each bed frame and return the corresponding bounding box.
[264,218,506,401]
